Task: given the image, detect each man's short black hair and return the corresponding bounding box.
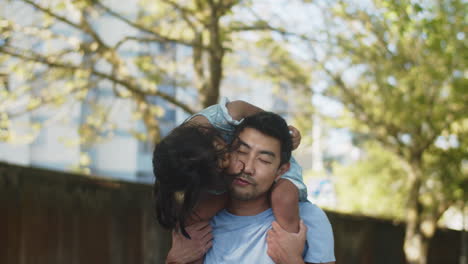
[234,111,292,166]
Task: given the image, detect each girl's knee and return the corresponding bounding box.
[271,179,299,206]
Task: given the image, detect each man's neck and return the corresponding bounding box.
[226,195,270,216]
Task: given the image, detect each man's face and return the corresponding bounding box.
[227,128,289,201]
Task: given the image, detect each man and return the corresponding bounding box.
[166,112,335,264]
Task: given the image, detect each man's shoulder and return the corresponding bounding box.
[298,201,319,210]
[298,201,328,219]
[298,201,333,236]
[299,202,336,263]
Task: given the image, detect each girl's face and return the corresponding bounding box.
[206,137,234,192]
[214,137,231,170]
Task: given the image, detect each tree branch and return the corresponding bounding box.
[324,67,408,154]
[20,0,84,34]
[114,36,162,50]
[6,81,96,118]
[79,8,108,49]
[0,45,195,114]
[20,0,110,52]
[94,1,208,50]
[219,0,240,13]
[227,23,317,42]
[159,0,200,30]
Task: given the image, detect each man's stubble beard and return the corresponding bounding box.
[228,174,261,201]
[230,187,259,201]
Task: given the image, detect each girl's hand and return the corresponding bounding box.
[288,125,302,150]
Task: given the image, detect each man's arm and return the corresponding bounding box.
[267,220,336,264]
[267,220,307,264]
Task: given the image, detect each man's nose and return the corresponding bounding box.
[243,156,255,175]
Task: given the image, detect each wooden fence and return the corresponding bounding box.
[0,162,463,263]
[1,162,170,264]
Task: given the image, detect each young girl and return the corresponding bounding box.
[153,98,307,239]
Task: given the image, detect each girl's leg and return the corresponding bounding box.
[270,179,300,233]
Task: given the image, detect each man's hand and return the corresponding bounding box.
[166,221,213,264]
[267,220,307,264]
[288,125,302,150]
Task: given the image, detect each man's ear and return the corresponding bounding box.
[275,162,290,181]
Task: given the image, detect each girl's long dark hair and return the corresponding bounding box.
[152,123,235,238]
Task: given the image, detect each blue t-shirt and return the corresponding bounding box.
[204,202,335,264]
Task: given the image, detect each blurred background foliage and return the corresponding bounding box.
[334,141,409,219]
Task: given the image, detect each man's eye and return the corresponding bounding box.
[260,159,272,164]
[236,150,247,155]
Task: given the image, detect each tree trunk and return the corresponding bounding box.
[193,32,209,110]
[404,228,430,264]
[181,2,226,110]
[403,158,429,264]
[201,3,224,108]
